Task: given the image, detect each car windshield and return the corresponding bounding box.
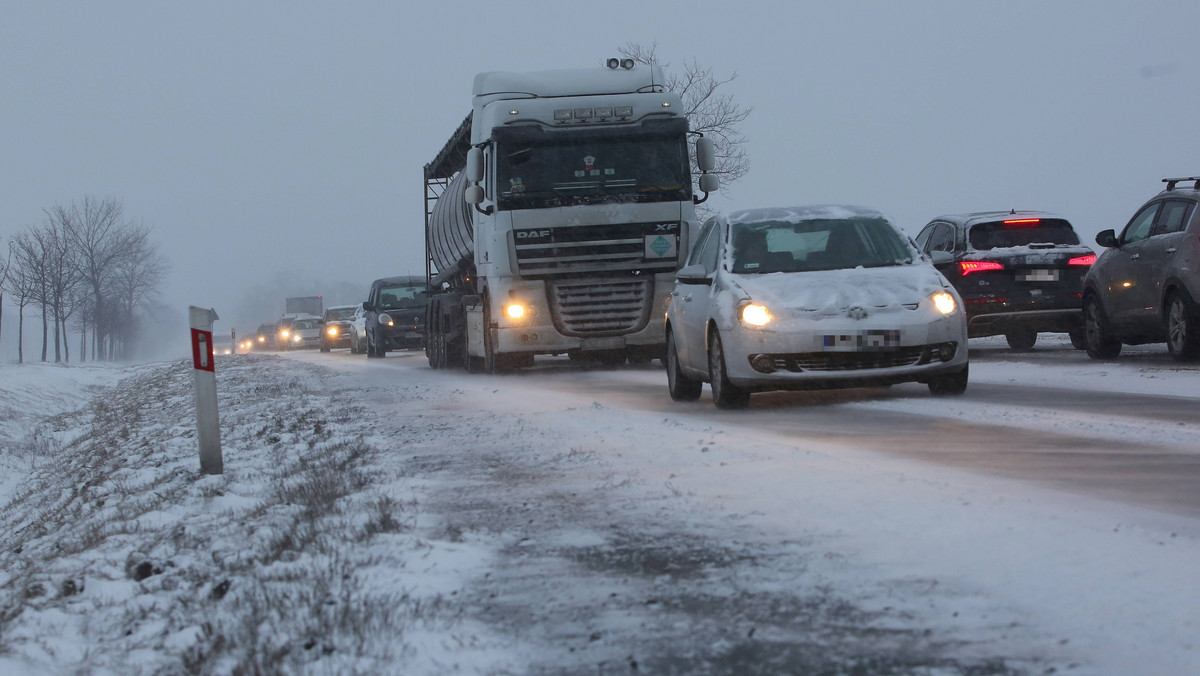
[326,307,356,321]
[968,219,1080,249]
[293,319,320,330]
[379,285,426,310]
[729,218,915,273]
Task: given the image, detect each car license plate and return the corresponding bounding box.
[1018,269,1059,282]
[822,330,902,351]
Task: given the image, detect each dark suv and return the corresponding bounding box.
[1082,177,1200,361]
[361,275,428,358]
[916,211,1095,350]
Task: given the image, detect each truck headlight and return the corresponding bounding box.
[505,303,526,320]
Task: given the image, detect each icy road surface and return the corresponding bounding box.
[1,335,1198,674]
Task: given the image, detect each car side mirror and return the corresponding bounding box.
[676,263,712,285]
[1095,229,1118,248]
[928,250,954,266]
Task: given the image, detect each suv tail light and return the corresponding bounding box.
[959,261,1004,276]
[1068,254,1097,266]
[1003,218,1041,228]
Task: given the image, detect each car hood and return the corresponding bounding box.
[723,265,949,317]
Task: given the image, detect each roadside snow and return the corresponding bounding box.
[0,345,1198,674]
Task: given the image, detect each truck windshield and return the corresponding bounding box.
[493,122,691,211]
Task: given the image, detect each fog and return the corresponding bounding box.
[3,1,1199,361]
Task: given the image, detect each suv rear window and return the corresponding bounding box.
[968,219,1080,250]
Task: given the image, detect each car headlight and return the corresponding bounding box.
[327,326,339,336]
[931,291,957,315]
[293,334,302,342]
[741,303,772,327]
[378,313,394,327]
[280,330,290,339]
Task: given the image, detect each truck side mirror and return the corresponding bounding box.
[464,185,485,205]
[698,173,719,194]
[466,147,485,183]
[696,136,716,173]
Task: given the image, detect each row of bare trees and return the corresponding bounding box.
[0,197,167,363]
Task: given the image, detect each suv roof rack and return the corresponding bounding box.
[1162,176,1200,190]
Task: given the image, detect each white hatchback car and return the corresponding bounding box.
[665,205,969,408]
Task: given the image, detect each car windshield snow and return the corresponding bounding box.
[968,219,1080,249]
[326,307,357,320]
[729,218,915,273]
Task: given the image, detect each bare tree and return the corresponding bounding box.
[0,242,10,352]
[108,230,167,360]
[4,239,38,364]
[619,42,752,195]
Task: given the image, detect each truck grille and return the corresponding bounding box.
[514,221,681,278]
[548,277,654,337]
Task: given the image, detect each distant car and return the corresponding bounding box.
[320,304,360,352]
[254,323,278,351]
[665,205,969,409]
[350,304,368,354]
[276,313,318,351]
[285,316,323,350]
[361,275,428,358]
[915,211,1095,351]
[1083,176,1200,361]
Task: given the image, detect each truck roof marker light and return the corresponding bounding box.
[607,58,620,69]
[614,106,633,117]
[621,58,635,70]
[1069,254,1097,266]
[509,109,519,116]
[959,260,1004,275]
[661,101,672,108]
[554,109,573,121]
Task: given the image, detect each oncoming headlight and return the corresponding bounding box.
[741,303,772,327]
[327,326,339,336]
[504,303,526,320]
[932,291,957,315]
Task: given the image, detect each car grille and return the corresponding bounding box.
[765,344,950,372]
[547,277,654,337]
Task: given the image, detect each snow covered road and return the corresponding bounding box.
[2,336,1198,674]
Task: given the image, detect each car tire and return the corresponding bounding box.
[1083,295,1122,359]
[927,364,969,396]
[320,342,330,353]
[1165,292,1200,361]
[1068,328,1086,350]
[1004,328,1037,351]
[708,331,750,409]
[666,331,702,402]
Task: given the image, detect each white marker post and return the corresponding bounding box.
[189,306,223,475]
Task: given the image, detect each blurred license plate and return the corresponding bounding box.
[822,330,901,351]
[1018,269,1059,282]
[405,331,422,338]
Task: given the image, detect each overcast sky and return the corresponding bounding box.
[4,1,1200,356]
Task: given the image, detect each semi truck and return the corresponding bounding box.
[423,58,718,372]
[285,296,323,317]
